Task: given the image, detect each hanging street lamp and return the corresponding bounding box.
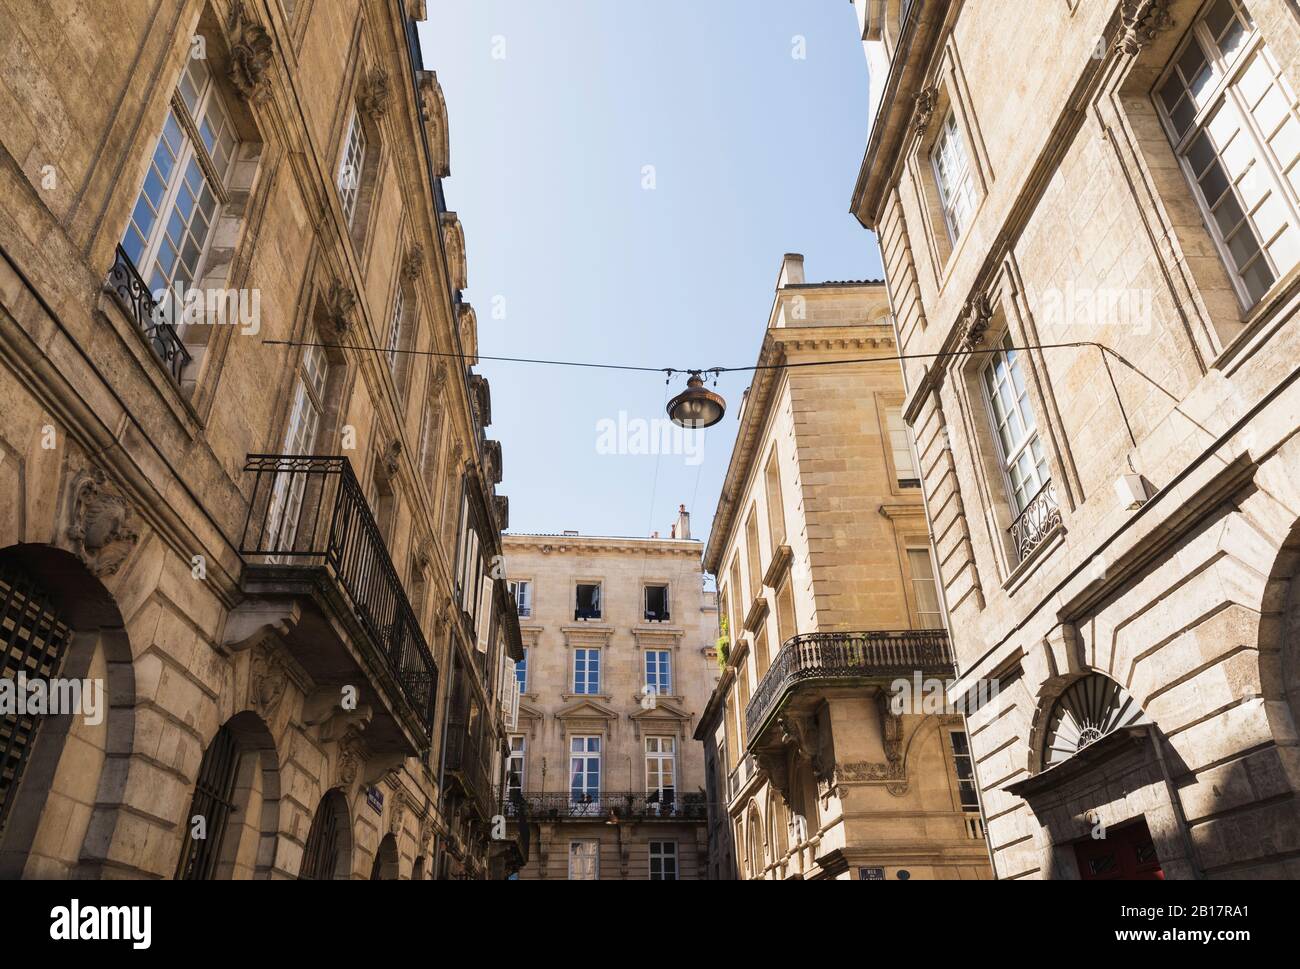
[666,371,726,429]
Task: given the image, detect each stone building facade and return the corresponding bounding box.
[851,0,1300,879]
[694,254,992,881]
[501,519,719,879]
[0,0,523,879]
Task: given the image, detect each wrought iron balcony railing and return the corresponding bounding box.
[499,790,706,821]
[104,245,191,382]
[444,720,493,814]
[238,454,438,735]
[745,629,953,743]
[1009,479,1062,563]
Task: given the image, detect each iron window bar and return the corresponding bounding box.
[104,244,192,383]
[238,454,438,736]
[174,723,240,879]
[1008,478,1062,563]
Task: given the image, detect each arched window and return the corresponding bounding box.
[370,833,399,880]
[174,710,280,880]
[746,803,764,880]
[1043,673,1149,768]
[174,724,239,879]
[0,565,72,838]
[299,789,351,880]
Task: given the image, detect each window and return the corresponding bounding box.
[266,343,330,552]
[569,737,601,811]
[573,647,600,695]
[753,626,770,680]
[649,841,678,881]
[745,509,763,594]
[569,840,599,880]
[575,582,601,620]
[645,649,672,696]
[764,450,787,547]
[509,579,532,618]
[385,285,405,373]
[728,558,744,627]
[1155,0,1300,307]
[337,107,367,226]
[418,401,443,485]
[506,735,526,801]
[644,584,669,621]
[645,737,677,815]
[886,405,921,487]
[515,647,529,693]
[981,333,1049,516]
[949,730,980,811]
[775,578,796,648]
[931,109,977,242]
[735,662,751,745]
[121,55,237,297]
[907,546,944,629]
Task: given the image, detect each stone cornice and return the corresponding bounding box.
[503,534,702,557]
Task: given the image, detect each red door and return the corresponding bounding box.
[1074,818,1164,880]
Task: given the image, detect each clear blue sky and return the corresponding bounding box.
[418,1,881,547]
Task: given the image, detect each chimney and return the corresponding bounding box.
[675,504,691,541]
[777,253,805,289]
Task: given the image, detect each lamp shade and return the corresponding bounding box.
[666,373,726,429]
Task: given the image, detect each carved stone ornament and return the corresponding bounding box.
[419,815,434,853]
[414,536,434,571]
[1115,0,1173,56]
[381,438,402,479]
[322,280,356,337]
[67,468,139,577]
[250,643,289,720]
[431,361,448,395]
[754,749,791,805]
[402,244,425,281]
[878,692,904,770]
[336,724,366,788]
[226,1,274,104]
[959,292,994,351]
[389,788,407,836]
[359,67,393,120]
[912,85,939,136]
[779,711,829,781]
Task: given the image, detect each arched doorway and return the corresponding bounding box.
[0,544,136,879]
[370,832,399,880]
[298,789,352,880]
[174,710,280,879]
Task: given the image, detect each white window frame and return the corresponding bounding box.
[906,545,944,629]
[573,647,601,695]
[510,579,533,618]
[649,841,678,881]
[886,405,920,485]
[506,735,526,799]
[120,55,237,299]
[949,729,981,812]
[337,107,367,227]
[265,343,329,555]
[1154,0,1300,309]
[645,736,677,816]
[569,736,601,813]
[385,284,404,373]
[568,840,599,880]
[930,108,977,244]
[515,646,529,694]
[979,333,1049,518]
[644,649,672,697]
